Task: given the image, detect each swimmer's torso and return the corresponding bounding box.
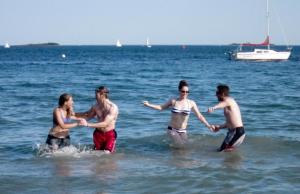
[224,97,243,129]
[169,99,191,129]
[93,100,119,132]
[49,108,71,138]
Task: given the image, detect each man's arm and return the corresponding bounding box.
[87,106,118,129]
[208,100,229,113]
[75,106,96,120]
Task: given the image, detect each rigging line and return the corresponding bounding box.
[273,5,291,49]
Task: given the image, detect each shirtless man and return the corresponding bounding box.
[77,86,119,153]
[208,84,245,152]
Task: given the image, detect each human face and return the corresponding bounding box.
[95,90,108,102]
[216,90,224,102]
[95,91,102,101]
[179,86,189,98]
[65,97,74,108]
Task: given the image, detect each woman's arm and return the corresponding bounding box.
[143,99,173,111]
[191,101,212,130]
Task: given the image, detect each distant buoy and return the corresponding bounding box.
[61,54,66,58]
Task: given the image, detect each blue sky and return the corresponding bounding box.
[1,0,299,45]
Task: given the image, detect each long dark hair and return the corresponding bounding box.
[58,93,73,118]
[178,80,189,91]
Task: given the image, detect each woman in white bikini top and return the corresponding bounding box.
[143,80,212,147]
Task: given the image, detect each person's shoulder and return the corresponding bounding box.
[228,96,235,101]
[226,96,236,104]
[110,102,119,114]
[169,98,176,102]
[168,98,176,105]
[108,100,118,109]
[91,104,97,109]
[188,98,195,103]
[53,107,62,117]
[112,102,118,109]
[188,99,196,105]
[53,107,60,113]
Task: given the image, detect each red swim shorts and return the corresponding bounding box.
[93,129,117,153]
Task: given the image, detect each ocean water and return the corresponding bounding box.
[0,45,299,194]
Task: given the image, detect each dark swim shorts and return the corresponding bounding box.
[219,127,245,152]
[46,134,71,149]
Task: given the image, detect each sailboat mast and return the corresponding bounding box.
[267,0,270,50]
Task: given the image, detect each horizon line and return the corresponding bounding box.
[3,43,300,47]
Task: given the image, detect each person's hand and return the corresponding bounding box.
[212,125,221,132]
[207,107,215,113]
[143,101,149,106]
[209,125,215,132]
[78,118,87,126]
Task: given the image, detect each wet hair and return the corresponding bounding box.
[95,86,109,99]
[58,93,73,117]
[217,84,230,96]
[178,80,189,91]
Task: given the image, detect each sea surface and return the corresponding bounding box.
[0,45,299,194]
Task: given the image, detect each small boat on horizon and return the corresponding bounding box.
[146,38,151,48]
[229,0,291,61]
[116,40,122,47]
[4,42,10,48]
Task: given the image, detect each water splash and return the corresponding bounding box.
[33,143,108,158]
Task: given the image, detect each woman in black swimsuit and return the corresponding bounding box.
[46,93,86,150]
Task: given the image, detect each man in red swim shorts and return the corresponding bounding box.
[77,86,119,153]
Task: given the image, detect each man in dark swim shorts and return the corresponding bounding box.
[219,127,245,151]
[208,84,246,152]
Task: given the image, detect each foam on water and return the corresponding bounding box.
[34,143,109,158]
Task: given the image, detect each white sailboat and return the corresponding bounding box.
[146,37,151,48]
[4,42,10,48]
[116,39,122,47]
[230,0,291,61]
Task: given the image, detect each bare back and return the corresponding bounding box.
[224,97,243,129]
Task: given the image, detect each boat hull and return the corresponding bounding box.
[231,49,291,61]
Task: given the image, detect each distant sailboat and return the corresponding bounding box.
[4,42,10,48]
[116,40,122,47]
[146,38,151,48]
[229,0,291,61]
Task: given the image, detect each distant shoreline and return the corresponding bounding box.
[15,42,59,47]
